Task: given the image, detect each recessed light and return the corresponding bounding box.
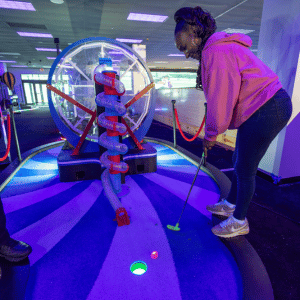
[127,13,168,23]
[36,48,60,52]
[0,60,17,63]
[17,32,53,38]
[0,52,21,55]
[10,65,28,67]
[0,1,35,11]
[116,38,142,44]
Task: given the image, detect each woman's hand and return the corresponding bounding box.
[203,139,217,158]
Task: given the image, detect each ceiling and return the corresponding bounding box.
[0,0,264,70]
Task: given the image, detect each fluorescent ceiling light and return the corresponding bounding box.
[47,57,56,59]
[116,38,142,44]
[154,61,168,63]
[0,60,17,63]
[223,28,255,34]
[10,65,28,67]
[168,54,185,57]
[36,48,60,52]
[18,32,53,38]
[0,52,21,55]
[127,13,168,23]
[0,1,35,11]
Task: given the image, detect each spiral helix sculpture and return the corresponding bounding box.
[95,69,131,227]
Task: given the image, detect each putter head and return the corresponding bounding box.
[167,223,180,231]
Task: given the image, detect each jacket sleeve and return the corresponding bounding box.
[202,44,241,142]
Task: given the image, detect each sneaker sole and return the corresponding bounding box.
[213,227,250,238]
[0,252,31,262]
[206,209,234,217]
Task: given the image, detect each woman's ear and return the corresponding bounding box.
[188,25,199,44]
[193,37,202,46]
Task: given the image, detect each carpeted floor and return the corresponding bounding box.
[1,106,300,300]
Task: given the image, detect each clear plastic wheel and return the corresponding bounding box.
[47,37,155,152]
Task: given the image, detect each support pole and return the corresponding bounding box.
[171,100,177,148]
[8,106,22,162]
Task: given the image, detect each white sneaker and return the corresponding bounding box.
[206,198,235,217]
[212,216,250,238]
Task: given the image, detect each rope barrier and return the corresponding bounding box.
[174,107,205,142]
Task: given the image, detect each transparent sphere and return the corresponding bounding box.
[49,39,153,142]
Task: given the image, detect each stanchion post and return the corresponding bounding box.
[8,106,22,162]
[171,100,177,148]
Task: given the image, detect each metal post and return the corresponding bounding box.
[8,106,22,162]
[54,37,60,57]
[171,100,177,148]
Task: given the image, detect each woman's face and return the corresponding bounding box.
[175,30,202,61]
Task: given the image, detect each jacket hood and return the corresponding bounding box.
[204,32,253,50]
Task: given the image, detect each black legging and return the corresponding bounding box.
[226,88,293,220]
[0,197,10,244]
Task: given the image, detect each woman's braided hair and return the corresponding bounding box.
[174,7,217,90]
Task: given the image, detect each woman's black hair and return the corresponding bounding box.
[174,7,217,90]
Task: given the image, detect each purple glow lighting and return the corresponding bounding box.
[0,0,35,11]
[10,65,28,67]
[116,38,142,44]
[168,54,185,57]
[47,57,56,60]
[127,13,168,23]
[18,32,53,38]
[36,48,60,52]
[0,60,16,63]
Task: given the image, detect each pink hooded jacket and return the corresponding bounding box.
[202,32,283,142]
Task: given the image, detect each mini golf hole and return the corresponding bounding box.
[130,261,148,275]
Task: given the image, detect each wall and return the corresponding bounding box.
[256,0,300,180]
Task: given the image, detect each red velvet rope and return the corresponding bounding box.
[174,108,205,142]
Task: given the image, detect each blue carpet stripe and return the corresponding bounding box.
[158,159,191,166]
[12,169,58,177]
[2,177,62,198]
[6,180,93,235]
[155,166,219,194]
[25,189,117,300]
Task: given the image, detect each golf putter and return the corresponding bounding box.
[167,103,208,231]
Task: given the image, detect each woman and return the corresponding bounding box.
[174,7,293,238]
